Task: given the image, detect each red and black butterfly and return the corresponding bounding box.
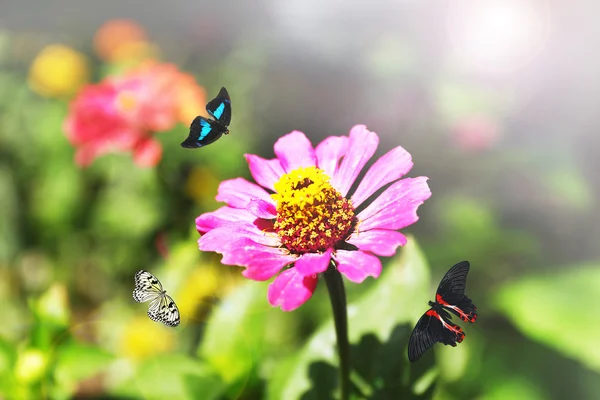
[408,261,477,362]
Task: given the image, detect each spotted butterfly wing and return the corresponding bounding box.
[408,261,477,362]
[132,270,180,327]
[181,87,231,149]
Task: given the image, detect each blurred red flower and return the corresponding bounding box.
[64,62,206,167]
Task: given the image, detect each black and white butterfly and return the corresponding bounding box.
[181,87,231,149]
[133,270,180,327]
[408,261,477,362]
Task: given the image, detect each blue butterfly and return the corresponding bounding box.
[181,87,231,149]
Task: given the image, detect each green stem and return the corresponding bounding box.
[324,267,350,400]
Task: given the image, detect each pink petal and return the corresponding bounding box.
[133,138,163,167]
[346,229,407,257]
[247,199,277,219]
[357,177,431,231]
[244,154,285,191]
[315,136,349,178]
[294,248,333,276]
[196,206,255,233]
[215,178,273,209]
[199,233,292,281]
[199,224,280,248]
[331,125,379,196]
[351,145,413,208]
[74,146,100,167]
[274,131,317,173]
[268,268,318,311]
[239,245,295,281]
[335,250,382,283]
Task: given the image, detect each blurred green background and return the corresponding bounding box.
[1,0,599,399]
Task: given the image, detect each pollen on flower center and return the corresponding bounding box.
[271,166,355,254]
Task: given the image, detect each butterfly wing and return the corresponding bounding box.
[408,309,466,362]
[205,87,231,126]
[437,261,470,296]
[147,295,163,322]
[436,261,477,323]
[180,116,226,149]
[133,270,163,303]
[147,293,180,327]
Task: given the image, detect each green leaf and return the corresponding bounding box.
[0,335,15,375]
[30,160,82,235]
[199,277,302,399]
[115,354,224,400]
[92,167,164,239]
[271,236,435,400]
[426,196,539,271]
[199,282,272,383]
[0,335,16,395]
[481,377,546,400]
[0,166,20,263]
[495,264,600,372]
[53,342,113,395]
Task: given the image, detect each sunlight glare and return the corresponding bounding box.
[448,0,551,73]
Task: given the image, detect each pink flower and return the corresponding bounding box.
[109,62,206,132]
[64,61,206,167]
[196,125,432,311]
[452,115,500,152]
[64,81,142,166]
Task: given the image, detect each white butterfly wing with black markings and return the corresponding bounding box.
[134,270,164,292]
[133,270,180,327]
[146,295,163,323]
[154,294,180,327]
[133,270,164,303]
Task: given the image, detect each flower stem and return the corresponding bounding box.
[324,267,350,400]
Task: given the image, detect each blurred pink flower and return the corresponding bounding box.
[196,125,432,311]
[110,62,206,131]
[64,61,205,167]
[64,82,139,166]
[452,115,500,152]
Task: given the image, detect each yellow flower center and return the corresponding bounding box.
[117,91,137,112]
[271,166,355,254]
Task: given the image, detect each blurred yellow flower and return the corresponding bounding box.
[14,348,48,383]
[28,44,89,98]
[176,262,242,322]
[185,166,220,205]
[119,317,175,360]
[94,19,157,63]
[176,265,219,319]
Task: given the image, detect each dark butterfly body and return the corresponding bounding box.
[408,261,477,362]
[181,87,231,149]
